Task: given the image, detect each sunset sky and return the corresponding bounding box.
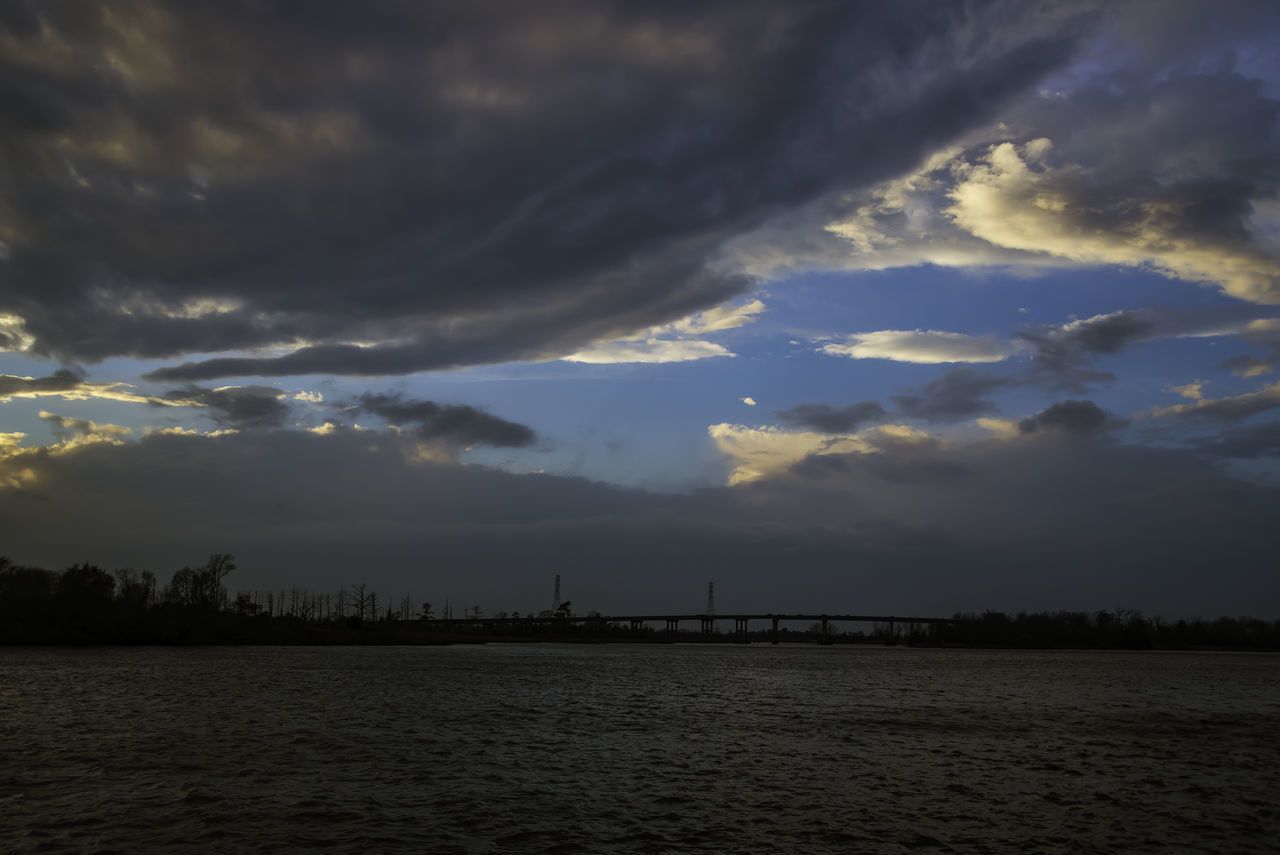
[2,1,1278,618]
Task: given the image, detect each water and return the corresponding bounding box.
[1,644,1277,853]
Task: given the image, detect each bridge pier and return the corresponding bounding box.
[700,617,714,634]
[630,619,644,635]
[771,616,779,645]
[665,618,679,634]
[734,617,749,643]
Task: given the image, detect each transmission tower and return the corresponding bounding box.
[706,581,715,616]
[553,574,561,611]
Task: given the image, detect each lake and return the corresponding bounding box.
[2,644,1278,853]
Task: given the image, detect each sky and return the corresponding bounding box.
[1,0,1279,619]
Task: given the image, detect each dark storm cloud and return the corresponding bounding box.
[788,304,1280,431]
[1008,62,1280,210]
[790,444,971,485]
[1014,305,1280,392]
[38,410,128,440]
[0,1,1100,377]
[160,384,291,430]
[790,365,1035,430]
[1218,319,1280,377]
[1220,354,1275,377]
[1018,400,1112,434]
[1155,384,1280,424]
[1,423,1275,618]
[1046,313,1152,356]
[0,369,85,399]
[724,20,1280,307]
[775,401,887,433]
[0,368,165,404]
[891,368,1019,423]
[1015,314,1140,393]
[939,61,1280,305]
[348,393,535,448]
[1194,421,1280,460]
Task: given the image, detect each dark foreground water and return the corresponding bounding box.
[1,645,1277,854]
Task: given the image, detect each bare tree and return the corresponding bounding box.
[348,584,367,624]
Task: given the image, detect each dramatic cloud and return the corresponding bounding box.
[1013,305,1280,391]
[1032,312,1154,357]
[1018,400,1112,434]
[723,61,1280,303]
[1221,354,1276,378]
[1147,381,1280,424]
[0,370,91,400]
[160,384,291,430]
[0,313,34,351]
[0,369,177,405]
[348,394,535,449]
[891,369,1019,423]
[819,330,1015,364]
[776,401,888,433]
[39,410,131,443]
[1194,421,1280,460]
[1220,318,1280,377]
[708,422,926,485]
[1,2,1094,379]
[947,139,1280,304]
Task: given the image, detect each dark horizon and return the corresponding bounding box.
[4,554,1278,651]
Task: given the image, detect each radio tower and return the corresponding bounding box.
[706,581,715,616]
[553,574,561,612]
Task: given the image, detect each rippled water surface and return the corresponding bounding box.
[2,644,1278,853]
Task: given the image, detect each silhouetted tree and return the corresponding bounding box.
[0,559,55,642]
[55,563,116,641]
[347,584,367,626]
[194,553,235,611]
[165,566,197,608]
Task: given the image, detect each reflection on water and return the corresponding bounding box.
[2,645,1278,853]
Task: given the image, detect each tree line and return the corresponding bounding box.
[0,554,436,644]
[939,609,1280,650]
[3,554,1277,648]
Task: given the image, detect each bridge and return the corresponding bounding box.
[402,612,958,644]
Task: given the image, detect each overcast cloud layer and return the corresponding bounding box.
[0,424,1273,617]
[1,0,1097,377]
